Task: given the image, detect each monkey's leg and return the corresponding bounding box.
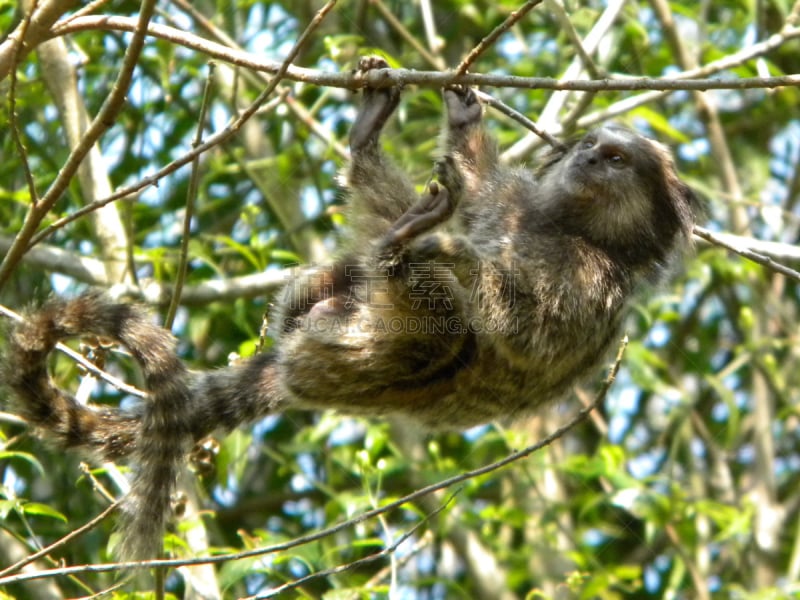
[346,57,418,226]
[408,230,482,287]
[375,180,480,286]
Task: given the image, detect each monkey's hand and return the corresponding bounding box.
[443,85,482,130]
[350,56,401,152]
[378,181,454,257]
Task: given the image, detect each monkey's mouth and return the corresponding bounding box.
[565,167,617,201]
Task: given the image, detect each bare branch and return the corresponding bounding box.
[0,234,109,284]
[0,0,78,80]
[42,17,800,93]
[0,503,119,578]
[0,235,288,304]
[163,62,217,330]
[8,1,39,205]
[247,491,460,599]
[370,0,444,69]
[455,0,544,75]
[694,225,800,283]
[38,32,130,283]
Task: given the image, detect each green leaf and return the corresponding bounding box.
[19,502,67,522]
[0,451,44,475]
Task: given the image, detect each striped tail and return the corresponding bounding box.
[4,291,193,560]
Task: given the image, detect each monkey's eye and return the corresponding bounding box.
[582,139,596,149]
[607,153,626,167]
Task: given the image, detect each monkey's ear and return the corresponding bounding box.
[681,183,708,224]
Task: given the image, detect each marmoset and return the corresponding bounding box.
[3,57,699,560]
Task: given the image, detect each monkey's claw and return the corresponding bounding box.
[350,56,401,152]
[443,85,482,129]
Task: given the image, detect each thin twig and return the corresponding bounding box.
[455,0,544,75]
[475,90,564,150]
[0,235,290,303]
[285,92,349,159]
[171,0,349,159]
[26,65,800,251]
[79,462,118,504]
[0,0,159,290]
[7,0,38,205]
[16,14,800,251]
[0,502,119,578]
[46,17,800,93]
[369,0,443,69]
[546,0,603,79]
[246,490,461,599]
[31,9,353,250]
[164,62,216,329]
[58,0,114,25]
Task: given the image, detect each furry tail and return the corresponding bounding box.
[4,292,192,560]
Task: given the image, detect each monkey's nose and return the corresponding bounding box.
[581,151,599,166]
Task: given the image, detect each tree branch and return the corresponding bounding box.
[41,16,800,93]
[0,0,78,80]
[694,225,800,283]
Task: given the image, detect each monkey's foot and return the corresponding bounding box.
[443,85,482,130]
[379,182,454,251]
[350,56,401,152]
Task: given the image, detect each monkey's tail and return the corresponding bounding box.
[4,291,193,560]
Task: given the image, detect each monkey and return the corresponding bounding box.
[2,56,700,561]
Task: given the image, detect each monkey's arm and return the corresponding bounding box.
[439,86,498,196]
[375,186,482,287]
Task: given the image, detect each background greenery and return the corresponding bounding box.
[1,0,799,598]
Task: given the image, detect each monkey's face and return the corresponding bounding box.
[537,125,691,255]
